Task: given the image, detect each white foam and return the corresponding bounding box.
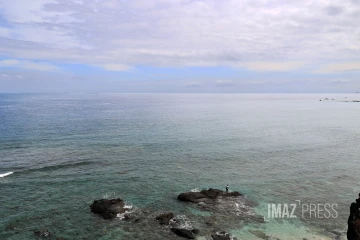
[215,231,227,236]
[116,213,126,220]
[176,215,193,230]
[124,204,133,209]
[215,231,236,240]
[230,200,257,217]
[116,213,127,220]
[191,188,200,192]
[102,192,116,199]
[116,204,134,220]
[0,172,13,178]
[235,202,250,210]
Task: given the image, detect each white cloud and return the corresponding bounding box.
[185,82,202,87]
[100,64,131,71]
[330,79,351,84]
[239,61,307,72]
[0,59,60,71]
[0,0,359,72]
[215,80,235,87]
[313,62,360,74]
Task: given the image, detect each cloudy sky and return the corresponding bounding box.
[0,0,359,93]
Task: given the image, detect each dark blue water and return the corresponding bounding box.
[1,93,359,239]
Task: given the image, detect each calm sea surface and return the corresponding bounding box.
[1,93,360,240]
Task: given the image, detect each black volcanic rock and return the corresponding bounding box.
[192,229,199,234]
[178,188,241,203]
[90,198,128,219]
[178,192,208,203]
[170,228,195,239]
[34,229,52,237]
[347,202,360,240]
[155,212,175,225]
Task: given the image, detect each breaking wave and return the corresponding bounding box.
[0,172,13,178]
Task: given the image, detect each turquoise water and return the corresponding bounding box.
[1,93,360,239]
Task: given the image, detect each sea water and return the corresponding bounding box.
[1,93,359,239]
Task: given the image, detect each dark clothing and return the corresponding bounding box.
[225,186,229,192]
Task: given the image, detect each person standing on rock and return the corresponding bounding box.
[226,185,229,193]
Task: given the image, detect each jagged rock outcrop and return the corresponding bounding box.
[34,229,52,237]
[178,188,241,203]
[156,212,175,225]
[90,198,129,219]
[170,228,198,239]
[347,202,360,240]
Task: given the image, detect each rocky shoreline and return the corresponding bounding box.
[6,188,337,239]
[20,188,267,239]
[86,188,262,240]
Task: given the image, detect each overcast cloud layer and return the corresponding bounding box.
[0,0,360,92]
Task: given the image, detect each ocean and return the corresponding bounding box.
[1,93,359,240]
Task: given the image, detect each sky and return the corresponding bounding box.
[0,0,360,93]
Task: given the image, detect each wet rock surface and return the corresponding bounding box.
[85,189,267,239]
[90,198,129,219]
[34,229,52,237]
[170,228,196,239]
[178,188,241,203]
[156,212,175,225]
[178,188,264,226]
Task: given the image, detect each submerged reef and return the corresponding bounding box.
[89,188,261,239]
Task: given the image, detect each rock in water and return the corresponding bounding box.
[155,212,175,225]
[90,198,128,219]
[170,228,195,239]
[34,229,52,237]
[192,229,200,234]
[249,230,272,239]
[178,188,241,203]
